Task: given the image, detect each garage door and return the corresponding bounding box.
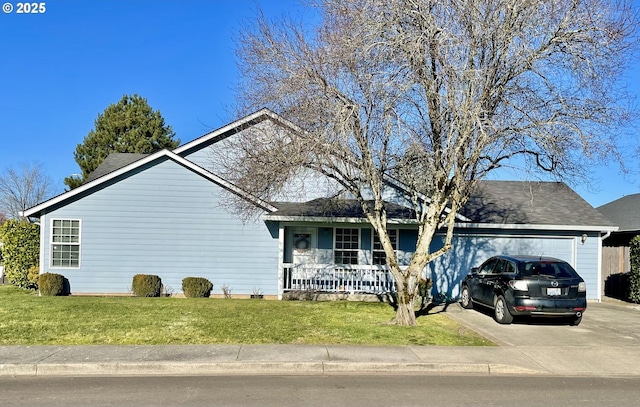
[430,234,576,298]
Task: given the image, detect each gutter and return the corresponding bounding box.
[262,214,619,233]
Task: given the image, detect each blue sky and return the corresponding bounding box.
[0,0,638,208]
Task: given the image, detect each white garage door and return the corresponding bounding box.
[430,234,576,298]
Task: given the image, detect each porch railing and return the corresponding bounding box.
[283,264,396,294]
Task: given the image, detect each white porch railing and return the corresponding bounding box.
[283,264,397,294]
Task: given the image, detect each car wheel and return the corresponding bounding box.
[460,286,473,309]
[569,315,583,326]
[494,295,513,324]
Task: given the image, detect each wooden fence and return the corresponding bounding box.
[601,246,630,297]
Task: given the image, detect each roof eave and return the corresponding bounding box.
[261,214,417,224]
[173,108,304,156]
[262,214,619,232]
[454,223,619,232]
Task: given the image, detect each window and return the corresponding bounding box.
[51,219,81,268]
[521,261,578,279]
[495,259,515,274]
[373,229,397,265]
[334,228,359,264]
[479,258,498,274]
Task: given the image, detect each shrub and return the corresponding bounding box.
[417,278,433,309]
[182,277,213,298]
[131,274,162,297]
[38,273,68,296]
[27,265,40,289]
[629,235,640,303]
[417,278,432,298]
[0,220,39,289]
[604,272,631,301]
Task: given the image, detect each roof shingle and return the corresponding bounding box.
[597,194,640,231]
[460,181,615,226]
[271,181,615,227]
[84,153,149,183]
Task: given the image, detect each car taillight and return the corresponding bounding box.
[578,282,587,292]
[509,280,529,291]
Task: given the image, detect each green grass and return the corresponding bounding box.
[0,285,492,346]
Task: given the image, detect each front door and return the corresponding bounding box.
[289,227,317,265]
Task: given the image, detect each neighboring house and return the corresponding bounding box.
[23,109,617,300]
[597,194,640,294]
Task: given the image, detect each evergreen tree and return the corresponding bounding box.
[64,95,180,189]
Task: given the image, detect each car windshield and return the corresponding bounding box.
[519,261,578,278]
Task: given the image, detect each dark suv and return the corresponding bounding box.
[460,255,587,325]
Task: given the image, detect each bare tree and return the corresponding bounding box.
[224,0,638,325]
[0,163,55,220]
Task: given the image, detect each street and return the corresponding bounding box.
[2,375,640,407]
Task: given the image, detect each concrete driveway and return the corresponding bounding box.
[443,298,640,376]
[445,298,640,347]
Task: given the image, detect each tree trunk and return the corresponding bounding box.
[389,266,420,326]
[392,289,418,326]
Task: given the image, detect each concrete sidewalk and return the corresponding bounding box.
[1,342,639,377]
[1,300,639,378]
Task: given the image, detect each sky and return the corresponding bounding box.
[0,0,638,209]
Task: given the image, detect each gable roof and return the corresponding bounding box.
[174,108,304,157]
[266,181,617,231]
[22,150,277,217]
[21,107,617,233]
[597,194,640,232]
[23,109,300,218]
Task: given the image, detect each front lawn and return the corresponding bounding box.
[0,285,492,346]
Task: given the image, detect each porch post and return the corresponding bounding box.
[277,223,285,300]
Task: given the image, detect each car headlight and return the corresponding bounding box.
[509,280,529,291]
[578,282,587,292]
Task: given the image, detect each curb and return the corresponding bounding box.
[0,361,546,377]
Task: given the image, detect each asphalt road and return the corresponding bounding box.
[2,375,640,407]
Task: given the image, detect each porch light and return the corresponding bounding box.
[581,234,588,244]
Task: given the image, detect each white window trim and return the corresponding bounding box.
[372,228,398,265]
[334,227,360,265]
[50,218,81,269]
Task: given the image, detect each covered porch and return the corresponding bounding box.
[282,263,397,294]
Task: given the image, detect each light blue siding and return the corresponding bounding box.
[40,157,279,295]
[185,147,340,202]
[181,123,342,203]
[575,231,600,299]
[180,141,215,170]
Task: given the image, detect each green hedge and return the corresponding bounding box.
[182,277,213,298]
[131,274,162,297]
[0,220,40,289]
[38,273,69,296]
[629,235,640,303]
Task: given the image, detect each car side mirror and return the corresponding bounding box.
[471,267,479,275]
